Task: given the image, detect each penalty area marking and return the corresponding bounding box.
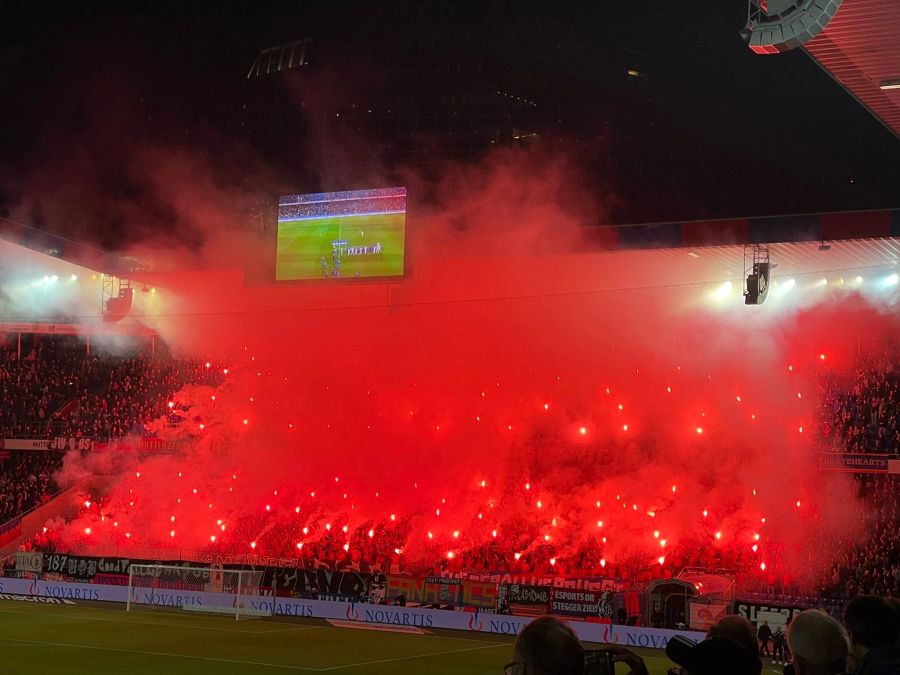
[0,637,318,671]
[327,618,427,634]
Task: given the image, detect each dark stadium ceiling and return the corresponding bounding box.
[804,0,900,139]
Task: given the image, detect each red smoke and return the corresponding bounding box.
[45,151,899,585]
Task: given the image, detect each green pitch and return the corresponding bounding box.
[276,212,405,281]
[0,600,785,674]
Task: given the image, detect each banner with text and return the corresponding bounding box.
[818,453,899,474]
[0,577,706,647]
[550,588,615,622]
[2,438,92,451]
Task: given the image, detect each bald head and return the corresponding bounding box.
[786,610,849,675]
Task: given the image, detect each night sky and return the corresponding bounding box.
[1,1,898,249]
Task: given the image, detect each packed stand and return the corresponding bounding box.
[0,334,223,441]
[818,346,900,455]
[0,450,63,523]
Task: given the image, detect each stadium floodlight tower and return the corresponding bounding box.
[740,0,842,54]
[743,245,771,305]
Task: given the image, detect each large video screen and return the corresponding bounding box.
[276,187,406,281]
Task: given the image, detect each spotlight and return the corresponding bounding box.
[855,276,864,284]
[712,280,733,301]
[70,274,78,281]
[774,278,796,297]
[50,275,58,283]
[885,273,899,287]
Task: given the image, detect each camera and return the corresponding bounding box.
[584,649,615,675]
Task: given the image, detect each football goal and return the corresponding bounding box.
[126,563,270,619]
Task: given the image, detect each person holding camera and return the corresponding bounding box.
[503,616,585,675]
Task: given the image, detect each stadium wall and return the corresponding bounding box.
[0,577,704,646]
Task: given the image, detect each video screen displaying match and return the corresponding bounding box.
[276,187,406,281]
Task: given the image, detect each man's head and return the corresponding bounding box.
[510,616,584,675]
[785,610,849,675]
[707,615,759,659]
[666,635,762,675]
[844,595,900,660]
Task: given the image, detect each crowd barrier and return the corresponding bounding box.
[0,576,704,647]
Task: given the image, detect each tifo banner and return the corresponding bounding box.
[443,571,633,591]
[0,516,22,546]
[16,551,43,574]
[499,584,551,615]
[0,322,153,337]
[38,553,374,600]
[387,576,425,603]
[734,599,805,624]
[1,438,91,451]
[0,577,706,647]
[550,588,616,621]
[818,453,898,474]
[688,600,729,630]
[422,576,461,605]
[42,554,207,582]
[460,579,498,609]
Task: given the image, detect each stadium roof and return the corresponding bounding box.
[804,0,900,138]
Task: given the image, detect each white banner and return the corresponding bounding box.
[2,438,92,451]
[0,578,705,649]
[15,551,44,573]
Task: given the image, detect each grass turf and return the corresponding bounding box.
[0,600,786,674]
[276,212,405,281]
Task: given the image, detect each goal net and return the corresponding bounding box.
[127,564,270,619]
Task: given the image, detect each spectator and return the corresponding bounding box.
[505,616,584,675]
[786,609,849,675]
[665,635,762,675]
[758,620,773,657]
[773,622,787,666]
[707,615,761,661]
[844,595,900,675]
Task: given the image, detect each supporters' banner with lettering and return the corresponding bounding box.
[818,453,895,473]
[550,588,616,622]
[734,599,805,624]
[499,584,551,615]
[290,569,371,599]
[460,579,498,609]
[446,571,632,591]
[222,565,372,600]
[2,438,92,451]
[422,576,462,605]
[42,554,206,582]
[16,551,43,574]
[387,575,426,603]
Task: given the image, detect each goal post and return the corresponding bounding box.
[126,564,270,619]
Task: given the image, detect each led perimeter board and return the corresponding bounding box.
[276,187,406,281]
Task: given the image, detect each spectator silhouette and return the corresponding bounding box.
[786,609,849,675]
[505,616,584,675]
[844,595,900,675]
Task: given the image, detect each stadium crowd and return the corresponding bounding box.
[278,193,406,220]
[0,450,62,523]
[819,346,899,455]
[0,334,222,441]
[3,334,899,619]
